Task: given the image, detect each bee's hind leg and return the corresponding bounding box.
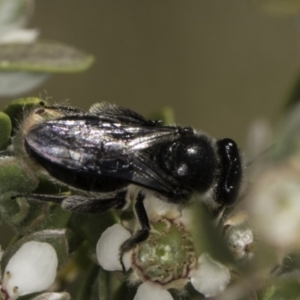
[12,190,128,214]
[119,191,150,272]
[11,193,67,204]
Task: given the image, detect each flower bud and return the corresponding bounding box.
[2,241,58,300]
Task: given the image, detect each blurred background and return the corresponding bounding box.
[2,0,300,148]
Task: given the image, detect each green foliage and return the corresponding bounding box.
[1,95,300,299]
[3,97,47,129]
[0,0,94,97]
[0,42,94,73]
[2,1,300,299]
[0,112,11,150]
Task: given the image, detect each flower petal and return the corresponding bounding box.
[133,282,173,300]
[249,173,300,249]
[96,224,131,271]
[190,253,230,298]
[0,71,50,97]
[30,292,71,300]
[2,241,58,299]
[0,28,39,44]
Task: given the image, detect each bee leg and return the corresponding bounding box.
[119,192,150,272]
[61,191,127,213]
[12,191,128,214]
[11,193,66,204]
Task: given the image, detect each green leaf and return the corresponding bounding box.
[0,156,39,195]
[96,268,111,300]
[113,281,137,300]
[97,267,132,300]
[73,264,99,300]
[260,280,300,300]
[0,41,95,73]
[272,104,300,160]
[148,106,175,125]
[0,192,71,235]
[0,112,11,150]
[285,71,300,109]
[68,211,118,247]
[0,155,71,235]
[190,201,234,265]
[34,173,70,195]
[3,97,47,129]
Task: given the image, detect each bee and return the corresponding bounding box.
[15,102,243,269]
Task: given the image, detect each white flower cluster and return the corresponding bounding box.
[248,160,300,251]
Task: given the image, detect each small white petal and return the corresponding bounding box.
[133,282,173,300]
[31,292,71,300]
[249,172,300,249]
[0,28,39,44]
[190,253,230,298]
[144,196,181,223]
[2,241,58,299]
[96,224,131,271]
[0,72,50,97]
[0,0,34,29]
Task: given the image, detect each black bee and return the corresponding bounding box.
[17,102,243,269]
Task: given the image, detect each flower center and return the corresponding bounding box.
[131,218,197,289]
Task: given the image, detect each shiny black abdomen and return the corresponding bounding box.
[25,141,129,192]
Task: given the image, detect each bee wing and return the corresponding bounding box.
[89,102,161,126]
[70,150,179,195]
[25,115,180,195]
[129,153,180,195]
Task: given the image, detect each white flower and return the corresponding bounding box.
[133,282,173,300]
[223,212,254,260]
[190,253,231,298]
[248,163,300,250]
[96,223,132,271]
[227,227,253,259]
[2,241,58,300]
[96,223,231,299]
